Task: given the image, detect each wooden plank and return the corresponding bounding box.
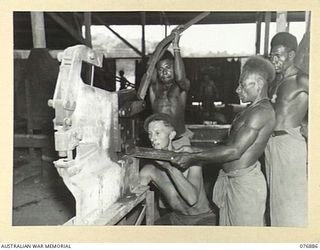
[186,124,231,129]
[92,186,149,225]
[128,146,177,161]
[134,205,146,225]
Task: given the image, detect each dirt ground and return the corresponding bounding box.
[13,149,74,226]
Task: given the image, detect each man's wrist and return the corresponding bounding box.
[173,45,180,50]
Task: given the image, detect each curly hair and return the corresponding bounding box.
[159,50,174,62]
[242,56,276,84]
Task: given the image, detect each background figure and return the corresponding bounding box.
[116,70,134,90]
[199,73,219,121]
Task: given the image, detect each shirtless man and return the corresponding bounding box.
[171,56,276,226]
[140,113,217,225]
[265,32,308,227]
[150,29,192,148]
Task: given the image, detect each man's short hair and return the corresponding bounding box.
[158,50,174,62]
[242,56,276,84]
[144,113,176,132]
[271,32,298,52]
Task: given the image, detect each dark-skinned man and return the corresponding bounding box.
[170,56,276,226]
[150,28,193,148]
[265,32,308,227]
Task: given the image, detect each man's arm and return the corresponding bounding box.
[171,109,269,169]
[160,162,202,206]
[149,82,156,108]
[172,30,190,91]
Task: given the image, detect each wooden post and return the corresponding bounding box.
[255,13,262,55]
[276,11,288,33]
[84,12,93,85]
[30,12,46,48]
[141,12,146,58]
[305,11,311,32]
[84,12,92,48]
[264,12,271,56]
[145,190,154,225]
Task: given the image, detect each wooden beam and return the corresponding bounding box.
[145,190,155,225]
[84,12,93,84]
[141,12,146,58]
[84,12,92,48]
[47,12,86,45]
[276,11,288,33]
[93,15,143,57]
[30,12,46,48]
[14,49,62,59]
[255,13,262,55]
[264,12,271,56]
[305,11,311,32]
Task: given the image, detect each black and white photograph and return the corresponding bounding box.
[1,1,319,243]
[11,10,310,227]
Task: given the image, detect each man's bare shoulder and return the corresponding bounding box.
[279,75,302,94]
[244,102,275,130]
[278,76,308,101]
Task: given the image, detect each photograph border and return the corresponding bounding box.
[1,0,320,243]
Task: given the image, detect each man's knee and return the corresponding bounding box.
[140,164,156,185]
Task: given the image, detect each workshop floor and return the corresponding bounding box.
[13,148,75,226]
